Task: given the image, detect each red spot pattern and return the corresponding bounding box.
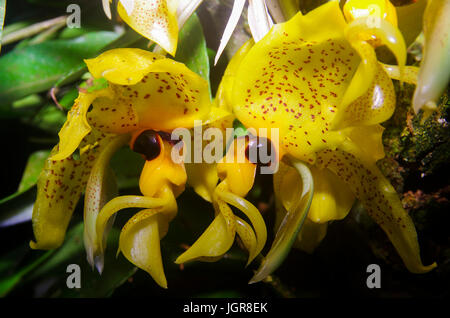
[236,34,359,159]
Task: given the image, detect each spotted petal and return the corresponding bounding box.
[118,208,172,289]
[250,159,313,283]
[215,39,254,112]
[54,48,211,161]
[231,1,360,163]
[334,62,396,128]
[316,141,437,273]
[83,134,130,272]
[117,0,179,56]
[30,129,116,250]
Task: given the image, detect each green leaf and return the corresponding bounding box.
[18,150,51,192]
[58,87,79,109]
[0,186,35,228]
[26,104,66,132]
[58,27,102,40]
[12,94,43,110]
[175,14,211,96]
[0,31,119,108]
[0,150,49,227]
[0,0,5,52]
[79,77,109,93]
[53,29,143,88]
[249,159,314,284]
[0,249,52,297]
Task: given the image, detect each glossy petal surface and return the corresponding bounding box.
[54,48,211,161]
[316,142,437,273]
[117,0,179,56]
[30,129,116,249]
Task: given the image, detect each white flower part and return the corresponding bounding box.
[248,0,273,42]
[177,0,205,29]
[119,0,136,16]
[214,0,247,65]
[412,0,450,113]
[102,0,112,19]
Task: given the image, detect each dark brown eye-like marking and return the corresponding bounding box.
[245,136,275,167]
[132,130,161,161]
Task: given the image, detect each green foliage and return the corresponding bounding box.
[176,14,211,93]
[0,0,5,51]
[0,31,118,108]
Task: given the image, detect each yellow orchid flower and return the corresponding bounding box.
[218,1,436,283]
[348,0,450,115]
[412,0,450,114]
[30,47,220,288]
[176,136,268,266]
[102,0,204,56]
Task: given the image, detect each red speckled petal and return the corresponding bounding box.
[30,129,117,250]
[231,2,360,163]
[117,0,179,56]
[316,142,437,273]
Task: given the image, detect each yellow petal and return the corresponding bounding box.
[342,124,385,164]
[277,163,301,212]
[381,64,419,85]
[345,16,406,65]
[273,161,327,254]
[84,48,165,86]
[316,142,437,273]
[235,216,258,265]
[343,0,398,27]
[87,51,211,133]
[96,194,169,254]
[119,209,169,288]
[185,108,234,202]
[231,1,356,163]
[293,218,328,254]
[176,180,248,264]
[83,134,130,271]
[51,91,112,161]
[333,15,406,127]
[217,161,256,200]
[308,165,355,223]
[215,39,254,112]
[30,129,116,250]
[250,159,313,284]
[412,0,450,113]
[216,189,267,258]
[274,162,325,255]
[185,162,218,203]
[117,0,179,56]
[175,210,235,264]
[335,62,396,128]
[138,140,187,199]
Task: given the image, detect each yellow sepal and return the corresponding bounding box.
[117,0,179,56]
[316,142,437,273]
[31,129,116,250]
